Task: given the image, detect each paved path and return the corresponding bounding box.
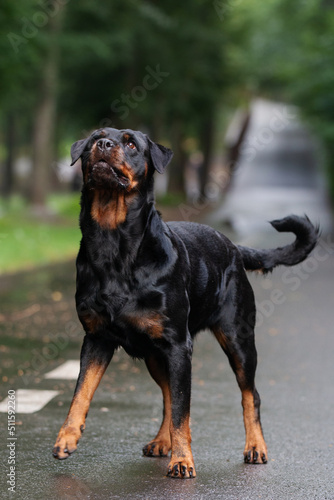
[212,98,333,239]
[1,245,334,499]
[1,98,334,498]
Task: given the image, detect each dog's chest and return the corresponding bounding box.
[78,269,166,344]
[109,285,167,354]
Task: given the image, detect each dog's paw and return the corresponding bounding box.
[143,439,171,457]
[243,444,268,464]
[167,458,196,479]
[53,425,84,460]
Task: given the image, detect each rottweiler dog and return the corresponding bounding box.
[53,127,318,478]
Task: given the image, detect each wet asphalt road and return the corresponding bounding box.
[1,99,334,499]
[212,99,333,236]
[1,233,334,500]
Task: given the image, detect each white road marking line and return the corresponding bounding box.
[44,360,80,380]
[0,389,59,413]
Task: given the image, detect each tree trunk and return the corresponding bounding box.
[2,112,16,197]
[168,120,186,195]
[199,113,215,198]
[29,2,64,208]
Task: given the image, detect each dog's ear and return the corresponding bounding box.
[70,138,90,166]
[147,138,173,174]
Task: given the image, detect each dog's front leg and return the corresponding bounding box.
[53,334,114,459]
[166,341,196,479]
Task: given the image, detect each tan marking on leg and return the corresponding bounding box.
[242,389,268,464]
[213,327,267,464]
[53,360,108,459]
[168,415,196,478]
[79,313,105,334]
[143,377,172,457]
[213,327,228,351]
[143,357,172,457]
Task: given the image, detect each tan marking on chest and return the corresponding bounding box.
[79,313,105,334]
[91,191,129,230]
[126,312,165,338]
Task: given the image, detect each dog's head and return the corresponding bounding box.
[71,128,173,192]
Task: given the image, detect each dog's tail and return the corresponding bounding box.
[237,215,319,274]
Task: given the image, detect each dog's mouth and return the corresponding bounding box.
[91,159,130,188]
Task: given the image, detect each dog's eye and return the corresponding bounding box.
[126,141,137,150]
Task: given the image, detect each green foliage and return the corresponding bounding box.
[0,0,230,202]
[57,0,227,140]
[0,194,80,273]
[0,1,52,110]
[156,191,186,207]
[47,193,80,218]
[1,0,334,201]
[229,0,334,197]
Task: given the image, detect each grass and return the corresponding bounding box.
[0,191,188,275]
[0,194,81,274]
[156,191,186,206]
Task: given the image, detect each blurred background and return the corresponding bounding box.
[1,0,334,273]
[1,3,334,497]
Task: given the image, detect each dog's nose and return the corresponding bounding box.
[96,138,114,151]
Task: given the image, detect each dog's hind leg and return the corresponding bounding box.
[143,356,172,457]
[53,334,114,459]
[213,324,268,464]
[212,278,268,464]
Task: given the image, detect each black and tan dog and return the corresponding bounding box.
[53,127,318,478]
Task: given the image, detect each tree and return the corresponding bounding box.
[30,1,65,208]
[1,0,230,202]
[226,0,334,199]
[0,1,38,197]
[57,0,227,196]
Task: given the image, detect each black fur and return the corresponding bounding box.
[53,127,318,478]
[238,215,319,273]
